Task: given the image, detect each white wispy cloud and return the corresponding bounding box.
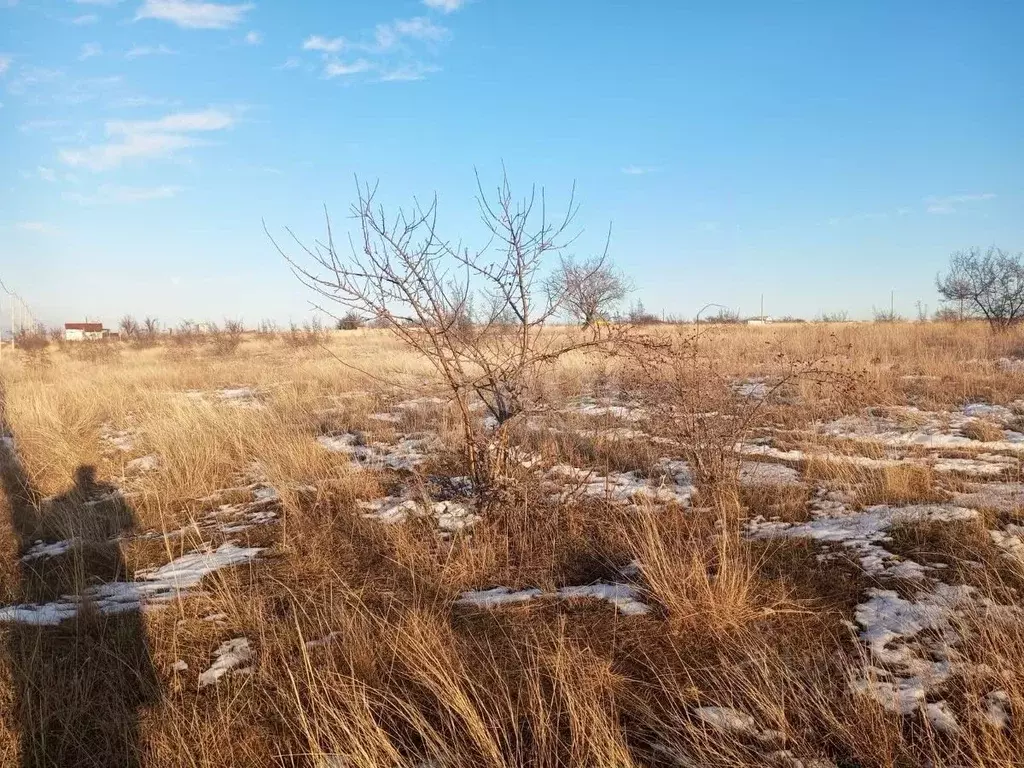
[0,54,13,76]
[380,62,439,81]
[375,17,449,49]
[621,165,659,175]
[136,0,252,29]
[276,57,300,70]
[423,0,467,12]
[826,211,888,226]
[67,183,182,204]
[72,14,99,24]
[111,95,178,107]
[303,16,450,81]
[125,44,177,58]
[15,221,57,233]
[60,108,235,170]
[303,35,344,53]
[37,166,57,182]
[325,59,372,78]
[5,66,63,95]
[925,192,997,215]
[244,30,262,45]
[80,42,103,60]
[73,0,125,5]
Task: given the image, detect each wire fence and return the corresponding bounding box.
[0,278,42,358]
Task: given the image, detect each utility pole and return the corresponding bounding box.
[760,293,765,321]
[890,290,895,320]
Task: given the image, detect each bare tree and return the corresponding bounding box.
[936,247,1024,331]
[269,171,639,487]
[556,254,632,328]
[143,317,160,337]
[119,315,140,339]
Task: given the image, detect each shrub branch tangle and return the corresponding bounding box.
[270,172,636,487]
[936,246,1024,331]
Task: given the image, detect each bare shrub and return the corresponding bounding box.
[119,315,140,340]
[335,311,364,331]
[270,171,642,487]
[284,319,330,348]
[817,310,849,323]
[872,306,904,323]
[937,246,1024,331]
[257,318,278,337]
[626,299,662,325]
[555,254,632,328]
[207,319,245,357]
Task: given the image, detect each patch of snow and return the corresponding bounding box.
[982,690,1011,729]
[21,539,76,561]
[100,424,134,452]
[456,587,542,608]
[847,582,1011,725]
[924,701,959,732]
[171,660,189,672]
[692,706,758,735]
[820,407,1024,455]
[396,396,445,411]
[0,542,263,626]
[304,631,343,649]
[457,583,649,615]
[933,455,1015,477]
[996,358,1024,373]
[963,403,1015,422]
[989,525,1024,566]
[564,398,646,422]
[126,454,160,473]
[556,583,650,615]
[318,433,359,453]
[748,501,975,579]
[732,379,770,400]
[218,387,257,401]
[549,464,693,506]
[739,460,803,486]
[198,637,253,688]
[318,432,439,471]
[359,496,479,532]
[955,483,1024,512]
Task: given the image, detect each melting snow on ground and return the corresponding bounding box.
[198,637,253,688]
[359,497,480,533]
[318,432,440,471]
[0,543,263,625]
[457,582,650,615]
[548,464,693,505]
[748,494,976,580]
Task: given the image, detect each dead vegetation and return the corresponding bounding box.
[0,321,1023,766]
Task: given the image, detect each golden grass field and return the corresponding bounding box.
[1,321,1024,767]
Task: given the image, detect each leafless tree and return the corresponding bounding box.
[269,171,640,487]
[143,317,160,337]
[119,315,140,339]
[936,247,1024,331]
[556,254,632,328]
[336,311,364,330]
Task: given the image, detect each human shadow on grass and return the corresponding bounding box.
[1,396,159,768]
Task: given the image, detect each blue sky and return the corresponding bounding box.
[1,0,1021,327]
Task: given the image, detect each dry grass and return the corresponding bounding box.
[0,322,1023,766]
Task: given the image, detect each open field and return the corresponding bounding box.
[2,321,1024,767]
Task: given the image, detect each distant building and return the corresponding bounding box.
[746,317,773,326]
[64,322,110,341]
